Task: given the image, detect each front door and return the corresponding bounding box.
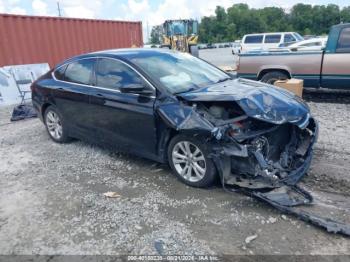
[89,57,157,158]
[321,27,350,89]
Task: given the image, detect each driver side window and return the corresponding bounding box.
[96,58,143,90]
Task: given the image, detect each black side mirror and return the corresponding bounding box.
[120,83,153,95]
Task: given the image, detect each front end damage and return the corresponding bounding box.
[213,116,317,190]
[157,87,350,236]
[158,98,317,190]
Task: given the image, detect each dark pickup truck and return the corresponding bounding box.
[237,23,350,89]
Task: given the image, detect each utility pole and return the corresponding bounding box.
[147,21,150,44]
[57,1,62,17]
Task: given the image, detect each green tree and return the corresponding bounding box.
[340,6,350,23]
[150,26,161,44]
[290,4,314,34]
[198,3,349,43]
[259,7,288,32]
[199,16,216,43]
[214,6,228,42]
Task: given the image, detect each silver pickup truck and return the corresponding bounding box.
[237,23,350,89]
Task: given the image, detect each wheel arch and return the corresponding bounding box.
[258,68,292,81]
[157,127,179,163]
[41,102,54,119]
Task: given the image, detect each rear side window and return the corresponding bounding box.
[54,65,67,80]
[244,35,263,44]
[264,34,281,43]
[336,28,350,53]
[301,42,321,47]
[64,59,95,85]
[284,34,296,43]
[96,58,143,90]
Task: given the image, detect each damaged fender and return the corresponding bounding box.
[156,99,224,139]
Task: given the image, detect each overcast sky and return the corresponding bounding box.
[0,0,348,40]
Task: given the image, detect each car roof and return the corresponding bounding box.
[243,32,296,37]
[331,23,350,30]
[55,48,173,69]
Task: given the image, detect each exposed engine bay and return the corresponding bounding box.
[193,101,317,189]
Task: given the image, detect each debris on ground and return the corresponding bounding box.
[268,217,277,224]
[154,239,165,255]
[246,186,350,237]
[103,192,121,198]
[245,234,258,244]
[135,225,142,230]
[10,104,37,121]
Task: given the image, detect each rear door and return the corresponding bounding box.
[52,58,96,136]
[321,27,350,89]
[264,34,282,49]
[89,57,158,157]
[242,35,264,52]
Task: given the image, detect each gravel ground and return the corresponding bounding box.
[0,98,349,255]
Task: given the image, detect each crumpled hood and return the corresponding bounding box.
[177,78,310,128]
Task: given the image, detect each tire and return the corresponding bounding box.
[189,45,199,58]
[260,71,289,85]
[167,134,217,188]
[160,45,171,49]
[44,105,70,143]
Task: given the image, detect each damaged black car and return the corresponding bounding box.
[32,49,318,190]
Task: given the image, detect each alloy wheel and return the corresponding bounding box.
[172,141,207,182]
[46,111,63,140]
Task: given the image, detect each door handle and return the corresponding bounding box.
[95,93,105,98]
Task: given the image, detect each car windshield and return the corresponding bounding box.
[130,51,230,94]
[294,33,304,41]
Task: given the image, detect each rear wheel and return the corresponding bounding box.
[189,45,199,57]
[44,105,70,143]
[168,135,217,187]
[261,71,289,85]
[160,45,171,49]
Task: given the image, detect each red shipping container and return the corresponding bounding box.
[0,14,143,68]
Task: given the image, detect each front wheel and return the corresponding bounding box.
[168,135,217,188]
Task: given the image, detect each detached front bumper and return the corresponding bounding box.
[212,117,318,189]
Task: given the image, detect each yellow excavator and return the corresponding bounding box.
[161,19,199,57]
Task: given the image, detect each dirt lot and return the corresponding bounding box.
[0,94,350,256]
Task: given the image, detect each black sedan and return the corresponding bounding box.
[32,49,317,189]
